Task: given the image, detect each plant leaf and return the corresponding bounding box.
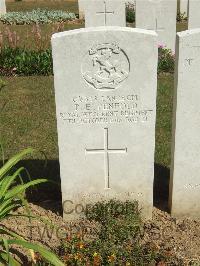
[7,239,65,266]
[0,148,34,179]
[4,179,48,200]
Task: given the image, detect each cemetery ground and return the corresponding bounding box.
[0,1,200,265]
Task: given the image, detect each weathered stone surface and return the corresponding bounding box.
[180,0,188,16]
[0,0,6,15]
[136,0,177,52]
[84,0,126,27]
[52,27,158,220]
[188,0,200,29]
[170,29,200,219]
[78,0,86,19]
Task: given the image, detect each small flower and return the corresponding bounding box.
[93,255,101,266]
[93,252,101,265]
[74,253,80,260]
[126,263,131,266]
[77,242,84,249]
[108,254,116,262]
[31,251,42,263]
[75,253,83,261]
[158,43,165,49]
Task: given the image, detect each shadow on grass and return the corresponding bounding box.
[154,163,170,213]
[14,159,63,215]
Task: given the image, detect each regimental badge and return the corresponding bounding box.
[82,43,130,90]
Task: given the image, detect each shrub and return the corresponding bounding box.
[177,11,187,22]
[60,199,181,265]
[126,2,135,23]
[158,46,175,74]
[0,47,53,76]
[0,8,76,25]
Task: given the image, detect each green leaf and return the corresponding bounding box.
[4,179,48,200]
[0,167,25,198]
[7,239,65,266]
[0,227,24,240]
[0,251,21,266]
[0,148,34,179]
[0,202,21,220]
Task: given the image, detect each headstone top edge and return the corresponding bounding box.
[51,26,158,41]
[177,28,200,38]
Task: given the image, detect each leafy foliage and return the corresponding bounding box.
[126,2,135,23]
[158,46,175,74]
[0,148,65,265]
[0,8,76,25]
[177,11,187,22]
[60,200,168,265]
[0,47,53,76]
[0,46,175,76]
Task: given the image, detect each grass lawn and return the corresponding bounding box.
[6,0,78,13]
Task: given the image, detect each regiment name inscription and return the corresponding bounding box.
[60,93,153,124]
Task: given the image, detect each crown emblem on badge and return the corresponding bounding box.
[82,43,130,90]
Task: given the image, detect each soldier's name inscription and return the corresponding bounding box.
[60,93,153,124]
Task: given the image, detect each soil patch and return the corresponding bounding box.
[2,202,200,265]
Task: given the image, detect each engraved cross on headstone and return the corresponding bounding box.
[148,18,164,33]
[96,0,114,26]
[85,128,127,189]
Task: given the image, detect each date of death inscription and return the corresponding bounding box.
[59,94,153,125]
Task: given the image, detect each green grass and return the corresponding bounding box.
[177,21,188,32]
[6,0,78,13]
[155,74,173,167]
[0,76,57,160]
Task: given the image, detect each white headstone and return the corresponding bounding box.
[136,0,177,52]
[78,0,86,19]
[0,0,6,15]
[84,0,126,27]
[126,0,136,6]
[180,0,188,16]
[52,27,158,220]
[170,29,200,218]
[188,0,200,29]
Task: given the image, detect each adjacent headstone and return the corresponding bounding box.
[52,27,158,220]
[78,0,86,19]
[84,0,126,27]
[188,0,200,29]
[0,0,6,15]
[169,29,200,218]
[180,0,188,16]
[136,0,177,52]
